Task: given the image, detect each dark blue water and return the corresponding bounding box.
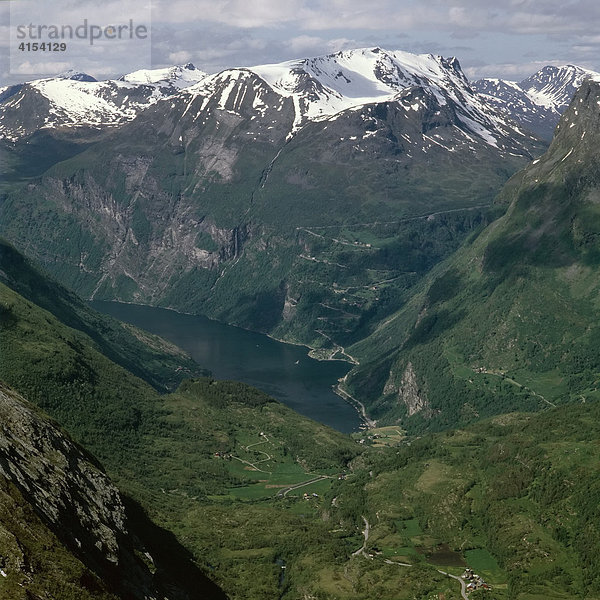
[90,301,361,433]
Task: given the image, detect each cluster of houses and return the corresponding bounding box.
[213,451,231,459]
[302,493,320,500]
[357,433,381,444]
[462,568,492,592]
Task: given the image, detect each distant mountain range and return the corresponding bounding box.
[0,48,547,353]
[473,64,600,140]
[2,52,597,145]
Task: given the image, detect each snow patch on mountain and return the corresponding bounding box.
[0,65,208,140]
[232,48,521,149]
[121,63,207,88]
[33,79,142,122]
[250,48,458,123]
[57,69,98,82]
[521,65,599,112]
[474,64,600,140]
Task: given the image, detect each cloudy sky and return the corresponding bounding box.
[2,0,600,84]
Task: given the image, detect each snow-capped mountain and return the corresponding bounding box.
[181,47,537,152]
[0,64,207,141]
[521,65,600,112]
[1,48,541,154]
[251,48,467,125]
[121,63,207,89]
[473,65,600,140]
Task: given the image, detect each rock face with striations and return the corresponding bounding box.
[0,382,228,599]
[0,384,127,567]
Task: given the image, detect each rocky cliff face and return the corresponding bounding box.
[0,382,227,599]
[0,384,127,567]
[398,362,431,417]
[384,362,431,418]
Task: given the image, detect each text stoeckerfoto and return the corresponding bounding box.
[16,19,148,45]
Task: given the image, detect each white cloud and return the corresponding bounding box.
[3,0,600,83]
[157,0,312,27]
[286,35,324,54]
[10,0,152,27]
[0,25,10,49]
[10,59,73,75]
[283,35,359,58]
[168,50,192,64]
[141,0,600,43]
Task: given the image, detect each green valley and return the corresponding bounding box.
[3,46,600,600]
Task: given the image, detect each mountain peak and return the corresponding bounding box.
[121,64,207,87]
[473,62,600,141]
[0,50,545,152]
[57,69,97,82]
[519,64,600,110]
[249,47,501,140]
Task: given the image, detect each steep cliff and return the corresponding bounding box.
[0,382,228,599]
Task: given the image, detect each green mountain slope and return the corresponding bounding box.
[0,239,206,391]
[344,79,600,430]
[0,246,361,598]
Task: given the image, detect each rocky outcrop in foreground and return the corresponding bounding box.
[0,382,227,599]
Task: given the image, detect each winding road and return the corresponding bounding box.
[352,516,371,557]
[335,376,377,428]
[230,455,272,474]
[352,517,470,599]
[230,434,274,474]
[476,369,556,408]
[276,475,331,498]
[437,570,469,600]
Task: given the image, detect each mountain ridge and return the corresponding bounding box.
[474,63,600,140]
[0,63,207,141]
[1,47,539,153]
[4,50,595,147]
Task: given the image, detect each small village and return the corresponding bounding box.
[302,492,320,500]
[462,568,492,592]
[213,451,232,459]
